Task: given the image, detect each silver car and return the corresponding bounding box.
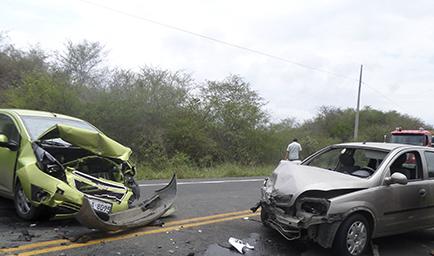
[254,142,434,256]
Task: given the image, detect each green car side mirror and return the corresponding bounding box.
[0,134,9,144]
[0,134,18,151]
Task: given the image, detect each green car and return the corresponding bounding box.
[0,109,176,231]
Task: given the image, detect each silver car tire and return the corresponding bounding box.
[333,214,370,256]
[14,182,42,220]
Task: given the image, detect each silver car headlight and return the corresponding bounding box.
[297,197,330,215]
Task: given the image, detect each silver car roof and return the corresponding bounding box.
[332,142,429,151]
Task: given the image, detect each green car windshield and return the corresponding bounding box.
[21,115,98,140]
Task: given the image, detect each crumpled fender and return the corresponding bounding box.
[75,175,177,231]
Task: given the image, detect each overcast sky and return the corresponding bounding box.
[2,0,434,125]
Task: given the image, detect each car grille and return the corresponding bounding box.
[72,171,127,203]
[57,201,81,213]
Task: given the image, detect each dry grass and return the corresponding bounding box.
[135,163,274,180]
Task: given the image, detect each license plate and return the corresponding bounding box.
[88,199,112,214]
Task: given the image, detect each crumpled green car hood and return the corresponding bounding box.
[37,124,132,161]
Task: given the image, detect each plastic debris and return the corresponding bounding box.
[243,217,249,220]
[228,237,254,254]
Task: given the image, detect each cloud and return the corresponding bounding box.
[2,0,434,124]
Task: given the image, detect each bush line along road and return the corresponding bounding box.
[0,39,431,178]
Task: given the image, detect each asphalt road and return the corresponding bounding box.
[1,177,434,256]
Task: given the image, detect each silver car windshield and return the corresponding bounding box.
[304,147,390,178]
[21,115,98,140]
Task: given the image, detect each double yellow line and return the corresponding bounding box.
[1,209,260,256]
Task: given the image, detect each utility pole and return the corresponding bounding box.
[354,65,363,141]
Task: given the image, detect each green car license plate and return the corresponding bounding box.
[88,198,112,214]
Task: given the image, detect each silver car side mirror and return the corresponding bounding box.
[384,172,408,185]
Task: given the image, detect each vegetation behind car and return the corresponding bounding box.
[0,37,431,179]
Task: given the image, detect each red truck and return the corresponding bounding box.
[390,127,432,146]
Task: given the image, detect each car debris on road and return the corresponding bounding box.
[228,237,254,254]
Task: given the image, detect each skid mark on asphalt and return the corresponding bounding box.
[1,209,260,256]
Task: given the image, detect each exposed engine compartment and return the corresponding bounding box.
[34,139,130,180]
[32,139,140,204]
[65,156,122,181]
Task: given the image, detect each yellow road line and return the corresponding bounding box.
[163,209,254,226]
[1,209,259,255]
[20,212,260,256]
[0,240,69,253]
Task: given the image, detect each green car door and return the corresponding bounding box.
[0,113,20,196]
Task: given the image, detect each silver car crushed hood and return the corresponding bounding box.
[271,161,369,204]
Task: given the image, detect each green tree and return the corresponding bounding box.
[3,72,80,114]
[200,75,268,164]
[56,40,107,87]
[0,35,48,103]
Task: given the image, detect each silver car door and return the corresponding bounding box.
[421,150,434,228]
[376,151,429,236]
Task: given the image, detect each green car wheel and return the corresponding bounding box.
[14,182,42,220]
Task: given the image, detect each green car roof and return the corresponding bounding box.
[1,108,83,121]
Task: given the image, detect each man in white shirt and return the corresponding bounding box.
[285,138,302,161]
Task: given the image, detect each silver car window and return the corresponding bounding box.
[305,147,389,178]
[306,149,340,170]
[424,151,434,178]
[389,151,422,181]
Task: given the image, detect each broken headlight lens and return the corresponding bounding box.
[272,194,293,207]
[32,143,66,181]
[299,198,330,215]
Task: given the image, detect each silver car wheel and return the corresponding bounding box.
[346,221,367,255]
[16,185,32,214]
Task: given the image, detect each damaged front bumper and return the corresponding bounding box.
[257,184,343,248]
[262,204,302,240]
[75,175,177,231]
[260,202,343,248]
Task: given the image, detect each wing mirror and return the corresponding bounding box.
[0,134,18,151]
[384,172,408,185]
[0,134,8,144]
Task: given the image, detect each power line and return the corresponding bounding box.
[361,82,403,110]
[77,0,402,110]
[77,0,360,82]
